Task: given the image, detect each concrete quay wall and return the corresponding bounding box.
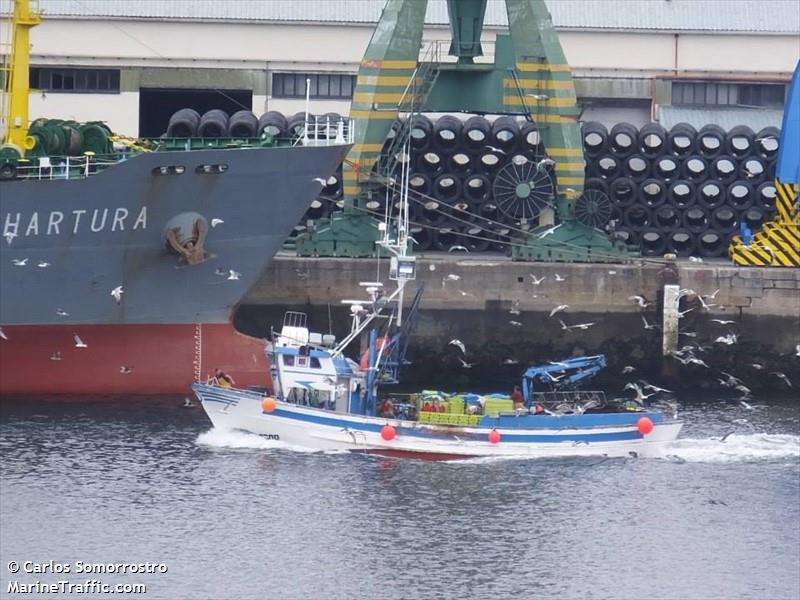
[239,256,800,389]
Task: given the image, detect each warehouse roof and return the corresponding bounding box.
[14,0,800,34]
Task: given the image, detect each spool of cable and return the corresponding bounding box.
[462,116,491,153]
[463,173,491,204]
[433,174,462,204]
[257,111,288,138]
[198,109,230,138]
[710,155,737,184]
[450,199,477,223]
[638,122,667,158]
[582,121,609,157]
[725,125,755,159]
[740,156,766,184]
[639,229,667,256]
[683,206,710,233]
[610,177,637,208]
[432,226,464,251]
[305,197,333,221]
[639,178,666,208]
[667,122,697,158]
[754,126,780,161]
[654,155,680,180]
[417,151,445,177]
[319,170,343,200]
[623,205,653,230]
[697,181,725,210]
[680,155,709,183]
[666,229,696,257]
[286,112,308,137]
[653,205,682,230]
[609,122,639,157]
[597,155,622,179]
[697,124,726,159]
[433,115,463,154]
[612,226,639,247]
[697,230,726,258]
[166,108,201,137]
[490,116,520,153]
[623,154,651,181]
[727,181,754,211]
[668,180,696,209]
[711,206,739,234]
[419,198,448,226]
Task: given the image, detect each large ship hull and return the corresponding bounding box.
[0,143,350,396]
[0,323,270,396]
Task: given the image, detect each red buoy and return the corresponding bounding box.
[637,417,654,435]
[488,429,501,444]
[261,397,277,413]
[380,424,396,441]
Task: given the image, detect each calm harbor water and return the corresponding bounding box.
[1,394,798,600]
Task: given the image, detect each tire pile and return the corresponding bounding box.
[164,109,782,258]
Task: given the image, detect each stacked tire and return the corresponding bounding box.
[586,121,780,258]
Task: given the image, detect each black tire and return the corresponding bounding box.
[227,110,258,138]
[409,115,433,151]
[584,176,609,194]
[697,181,725,210]
[623,154,651,181]
[668,180,696,209]
[460,224,492,252]
[697,124,726,159]
[683,206,711,233]
[462,116,491,152]
[596,154,622,179]
[305,197,333,221]
[448,199,478,223]
[416,151,445,177]
[257,111,288,137]
[638,122,667,158]
[653,205,682,230]
[433,115,463,154]
[198,109,230,138]
[680,155,709,183]
[667,122,697,157]
[654,155,680,180]
[754,126,780,160]
[433,173,462,204]
[711,205,739,234]
[756,181,778,210]
[476,149,504,176]
[639,229,667,256]
[725,125,755,158]
[609,177,638,208]
[639,178,667,208]
[319,169,343,200]
[447,151,474,176]
[419,199,448,226]
[490,116,520,153]
[521,121,545,156]
[408,172,432,198]
[609,122,639,157]
[623,205,653,229]
[582,121,609,157]
[727,181,754,211]
[666,229,697,257]
[432,226,465,251]
[166,108,201,138]
[709,155,738,183]
[741,206,767,231]
[462,173,492,204]
[612,226,639,247]
[409,226,433,251]
[696,230,726,258]
[739,156,766,184]
[287,112,308,137]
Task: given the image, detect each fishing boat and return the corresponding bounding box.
[193,135,682,460]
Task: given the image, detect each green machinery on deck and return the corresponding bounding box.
[295,0,633,262]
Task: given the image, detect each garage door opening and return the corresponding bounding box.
[138,88,253,138]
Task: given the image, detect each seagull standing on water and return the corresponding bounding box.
[73,334,88,348]
[228,270,241,281]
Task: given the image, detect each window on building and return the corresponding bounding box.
[672,81,785,108]
[30,67,120,93]
[272,72,356,99]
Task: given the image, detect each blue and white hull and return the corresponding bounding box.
[193,384,683,460]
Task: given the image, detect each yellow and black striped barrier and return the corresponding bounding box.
[729,180,800,267]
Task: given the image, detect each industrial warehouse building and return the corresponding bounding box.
[1,0,798,138]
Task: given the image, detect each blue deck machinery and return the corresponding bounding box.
[520,355,607,408]
[295,0,634,262]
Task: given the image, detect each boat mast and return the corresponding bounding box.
[1,0,40,149]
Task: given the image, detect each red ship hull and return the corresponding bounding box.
[0,324,270,396]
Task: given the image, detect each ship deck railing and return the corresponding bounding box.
[13,154,128,181]
[295,116,355,147]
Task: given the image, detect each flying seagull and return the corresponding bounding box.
[448,245,469,253]
[509,300,521,316]
[0,327,7,341]
[711,319,735,325]
[210,218,224,228]
[448,339,466,354]
[73,334,88,348]
[485,145,506,155]
[312,177,328,186]
[50,351,62,361]
[621,365,636,374]
[537,224,562,239]
[715,333,738,345]
[771,372,792,387]
[554,273,567,282]
[119,366,133,374]
[110,285,124,303]
[228,270,241,280]
[549,304,569,318]
[529,274,545,285]
[629,295,649,308]
[12,258,28,266]
[37,261,51,268]
[458,357,476,369]
[56,308,69,317]
[641,315,658,330]
[509,320,523,327]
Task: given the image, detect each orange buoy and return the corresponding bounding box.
[380,424,396,441]
[637,416,654,435]
[261,397,277,413]
[488,429,501,444]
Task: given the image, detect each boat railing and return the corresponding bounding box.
[11,154,129,181]
[295,115,355,147]
[531,390,608,407]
